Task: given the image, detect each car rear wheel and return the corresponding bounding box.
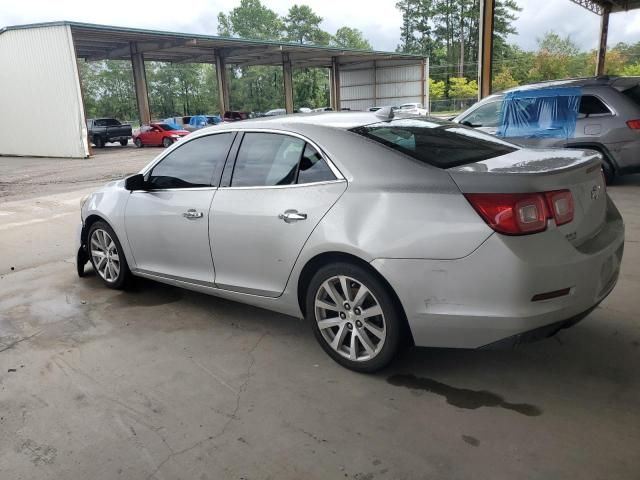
[306,262,402,373]
[119,139,128,146]
[162,137,173,148]
[87,221,131,289]
[134,138,143,148]
[93,136,105,148]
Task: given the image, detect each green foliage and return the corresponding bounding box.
[448,77,478,98]
[331,27,372,50]
[217,0,283,40]
[284,5,329,44]
[621,63,640,76]
[492,67,519,92]
[429,78,446,99]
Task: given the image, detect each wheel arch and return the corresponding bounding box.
[296,251,414,345]
[565,142,618,171]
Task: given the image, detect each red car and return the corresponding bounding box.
[133,123,190,148]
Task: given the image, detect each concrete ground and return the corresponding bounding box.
[0,149,639,479]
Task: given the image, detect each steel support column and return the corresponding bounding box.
[596,5,610,76]
[330,57,341,111]
[215,53,230,114]
[478,0,495,99]
[130,42,151,125]
[282,52,294,114]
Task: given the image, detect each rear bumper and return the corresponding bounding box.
[371,197,625,348]
[608,139,640,174]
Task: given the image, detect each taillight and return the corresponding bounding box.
[627,119,640,129]
[545,190,574,225]
[465,190,574,236]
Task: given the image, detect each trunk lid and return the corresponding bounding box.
[448,148,607,246]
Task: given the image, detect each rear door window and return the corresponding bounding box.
[579,95,612,117]
[350,118,516,169]
[231,133,305,187]
[297,144,335,184]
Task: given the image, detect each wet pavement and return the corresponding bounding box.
[0,153,639,479]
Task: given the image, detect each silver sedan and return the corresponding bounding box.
[77,110,625,372]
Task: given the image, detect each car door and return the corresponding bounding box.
[210,131,347,297]
[124,132,235,284]
[147,125,165,145]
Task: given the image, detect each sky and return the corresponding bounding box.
[1,0,639,53]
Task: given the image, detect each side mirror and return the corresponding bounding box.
[125,173,147,191]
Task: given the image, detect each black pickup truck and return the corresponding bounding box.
[87,118,133,148]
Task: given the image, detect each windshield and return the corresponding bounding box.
[157,123,179,131]
[350,118,517,169]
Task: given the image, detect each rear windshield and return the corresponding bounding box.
[621,84,640,107]
[350,118,517,169]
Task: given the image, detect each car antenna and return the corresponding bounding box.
[374,106,394,121]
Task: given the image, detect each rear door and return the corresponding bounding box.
[210,132,346,297]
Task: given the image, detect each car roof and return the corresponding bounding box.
[498,75,640,95]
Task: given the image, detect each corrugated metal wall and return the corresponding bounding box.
[0,25,89,158]
[340,59,427,112]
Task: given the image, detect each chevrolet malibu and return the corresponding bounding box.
[77,110,624,372]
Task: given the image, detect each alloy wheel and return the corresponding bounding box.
[89,228,121,283]
[314,275,386,362]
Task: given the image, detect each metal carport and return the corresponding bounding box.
[0,21,425,158]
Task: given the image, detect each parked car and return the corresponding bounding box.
[185,115,222,132]
[223,111,249,122]
[264,108,286,117]
[133,123,189,148]
[368,106,397,112]
[453,76,640,182]
[77,110,624,372]
[396,103,428,116]
[163,116,192,128]
[87,118,132,148]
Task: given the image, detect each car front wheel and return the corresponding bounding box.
[306,262,402,373]
[87,221,131,289]
[162,137,173,148]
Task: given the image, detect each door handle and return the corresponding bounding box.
[182,209,204,219]
[278,209,307,223]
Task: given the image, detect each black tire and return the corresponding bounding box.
[134,137,144,148]
[93,135,105,148]
[119,139,128,146]
[162,137,173,148]
[306,262,403,373]
[87,221,132,289]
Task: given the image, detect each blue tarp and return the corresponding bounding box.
[496,87,581,139]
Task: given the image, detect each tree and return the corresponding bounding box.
[622,63,640,76]
[429,78,446,99]
[492,67,518,91]
[331,27,372,50]
[448,77,478,98]
[217,0,283,40]
[283,4,329,45]
[528,32,583,81]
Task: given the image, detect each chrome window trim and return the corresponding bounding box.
[139,131,237,176]
[578,93,616,118]
[130,187,218,193]
[220,127,345,182]
[138,128,345,191]
[220,179,346,191]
